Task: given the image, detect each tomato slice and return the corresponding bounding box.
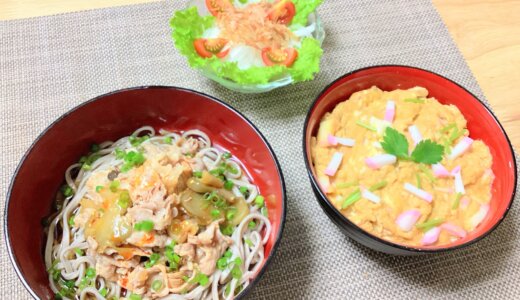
[194,38,230,59]
[261,47,298,67]
[206,0,232,16]
[267,0,296,25]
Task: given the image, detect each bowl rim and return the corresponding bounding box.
[302,64,517,253]
[4,85,287,299]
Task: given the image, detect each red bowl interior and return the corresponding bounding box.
[5,86,286,298]
[305,65,516,251]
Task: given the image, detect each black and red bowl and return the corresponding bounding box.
[303,65,517,255]
[4,86,286,298]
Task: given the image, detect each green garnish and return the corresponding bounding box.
[222,152,232,159]
[165,241,181,270]
[221,224,234,236]
[418,164,436,183]
[152,280,163,291]
[61,185,74,197]
[129,294,142,300]
[193,171,202,178]
[224,180,234,190]
[231,265,242,279]
[254,195,265,207]
[404,98,426,103]
[115,148,125,159]
[452,193,463,209]
[120,151,146,172]
[129,135,150,147]
[118,190,131,209]
[248,221,256,229]
[145,253,160,268]
[109,180,120,192]
[239,186,249,195]
[341,189,361,209]
[134,220,154,232]
[335,181,359,189]
[164,136,173,144]
[80,152,101,170]
[369,181,387,191]
[68,216,75,227]
[217,257,228,270]
[261,206,268,217]
[226,208,236,221]
[95,185,103,193]
[355,120,377,132]
[189,273,209,286]
[416,173,422,189]
[440,123,457,133]
[74,248,84,256]
[90,144,100,152]
[416,218,444,232]
[85,267,96,279]
[381,127,444,165]
[99,287,107,297]
[245,238,254,247]
[211,209,221,219]
[292,0,324,26]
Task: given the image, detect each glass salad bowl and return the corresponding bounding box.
[177,1,326,94]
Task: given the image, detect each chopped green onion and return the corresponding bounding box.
[369,181,387,191]
[74,248,84,256]
[99,287,107,297]
[120,151,146,172]
[248,221,256,229]
[164,136,173,145]
[224,180,234,190]
[224,250,232,258]
[226,208,236,221]
[134,220,154,232]
[341,189,361,209]
[85,267,96,279]
[355,120,377,132]
[129,135,150,147]
[231,265,242,279]
[335,181,359,189]
[114,148,125,159]
[222,152,232,159]
[254,195,265,207]
[234,257,242,265]
[68,216,75,227]
[239,186,249,195]
[152,280,163,291]
[95,185,103,193]
[193,171,203,178]
[81,164,92,171]
[109,180,120,192]
[452,193,463,210]
[189,273,209,286]
[221,224,233,236]
[90,144,100,152]
[61,185,74,197]
[416,218,444,232]
[217,257,228,270]
[145,253,161,268]
[261,206,268,217]
[416,173,422,189]
[245,238,254,247]
[118,190,131,209]
[404,98,426,103]
[211,209,221,219]
[129,294,142,300]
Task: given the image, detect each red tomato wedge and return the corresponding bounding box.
[194,38,230,59]
[267,0,296,25]
[206,0,232,16]
[261,47,298,67]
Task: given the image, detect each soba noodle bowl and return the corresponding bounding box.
[44,126,271,300]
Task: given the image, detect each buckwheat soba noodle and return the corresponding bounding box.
[44,126,271,300]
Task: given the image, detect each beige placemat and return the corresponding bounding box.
[1,0,518,299]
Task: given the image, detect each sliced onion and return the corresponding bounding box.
[365,154,396,169]
[396,209,421,231]
[404,183,433,203]
[327,134,355,147]
[453,169,465,194]
[440,222,467,238]
[470,204,490,228]
[361,188,380,204]
[384,101,395,123]
[432,163,450,178]
[325,152,343,176]
[408,125,423,145]
[421,227,441,245]
[448,137,474,160]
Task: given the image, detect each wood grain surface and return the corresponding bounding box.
[1,0,518,148]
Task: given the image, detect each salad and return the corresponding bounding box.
[170,0,324,86]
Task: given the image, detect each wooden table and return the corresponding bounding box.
[1,0,519,149]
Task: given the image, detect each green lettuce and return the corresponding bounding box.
[170,5,323,85]
[291,0,323,26]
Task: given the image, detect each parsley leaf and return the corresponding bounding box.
[381,127,409,159]
[410,140,444,164]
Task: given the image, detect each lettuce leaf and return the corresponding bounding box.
[291,0,323,26]
[170,6,323,85]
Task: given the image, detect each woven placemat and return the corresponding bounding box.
[1,0,519,299]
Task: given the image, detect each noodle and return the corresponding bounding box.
[45,126,272,300]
